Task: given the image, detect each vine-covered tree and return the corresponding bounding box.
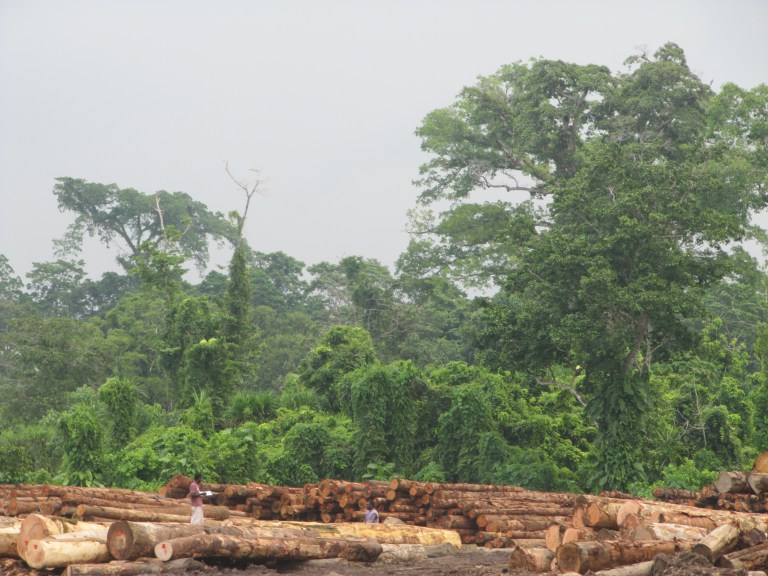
[414,43,768,490]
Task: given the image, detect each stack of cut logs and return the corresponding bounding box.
[1,451,768,574]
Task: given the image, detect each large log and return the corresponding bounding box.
[657,509,768,532]
[630,522,708,542]
[64,557,204,576]
[17,514,106,561]
[556,539,694,574]
[25,530,110,569]
[747,473,768,495]
[716,471,752,494]
[508,545,554,572]
[107,521,209,560]
[691,523,741,563]
[717,541,768,570]
[154,533,382,562]
[754,452,768,473]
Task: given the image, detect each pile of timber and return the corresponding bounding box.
[529,488,768,575]
[0,512,461,574]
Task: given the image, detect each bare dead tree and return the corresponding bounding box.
[225,161,264,245]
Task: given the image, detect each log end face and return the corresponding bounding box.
[154,541,173,562]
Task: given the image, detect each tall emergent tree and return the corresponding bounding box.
[53,178,236,272]
[413,43,768,490]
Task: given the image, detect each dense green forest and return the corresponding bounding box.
[1,44,767,495]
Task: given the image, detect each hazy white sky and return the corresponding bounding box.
[1,0,766,280]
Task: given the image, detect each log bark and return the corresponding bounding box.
[556,539,694,574]
[508,545,554,572]
[692,523,741,563]
[717,541,768,570]
[630,522,708,542]
[154,533,382,562]
[25,530,110,569]
[64,558,204,576]
[658,509,768,532]
[716,471,752,494]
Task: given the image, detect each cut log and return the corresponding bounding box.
[717,541,768,570]
[556,539,695,574]
[17,514,106,561]
[657,509,768,532]
[753,452,768,473]
[585,501,624,529]
[155,533,382,562]
[76,504,195,523]
[716,471,752,494]
[0,524,21,557]
[692,523,741,563]
[107,521,209,560]
[630,522,708,542]
[545,522,566,552]
[616,500,643,527]
[747,473,768,495]
[563,527,596,544]
[25,530,110,569]
[508,545,554,572]
[64,557,204,576]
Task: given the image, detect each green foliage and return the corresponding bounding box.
[57,403,107,486]
[225,390,279,426]
[99,377,139,447]
[491,445,580,492]
[298,325,377,410]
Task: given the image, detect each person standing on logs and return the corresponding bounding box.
[189,473,204,524]
[365,500,380,523]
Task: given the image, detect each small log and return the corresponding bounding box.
[630,522,708,542]
[717,541,768,570]
[17,514,106,561]
[508,545,554,572]
[557,539,694,574]
[585,502,624,529]
[692,523,741,563]
[545,522,566,552]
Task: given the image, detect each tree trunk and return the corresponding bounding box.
[508,545,554,572]
[716,471,752,494]
[717,541,768,570]
[25,530,110,569]
[630,522,708,542]
[556,539,694,574]
[657,509,768,532]
[691,523,741,563]
[154,533,382,562]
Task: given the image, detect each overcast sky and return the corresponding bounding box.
[1,0,766,281]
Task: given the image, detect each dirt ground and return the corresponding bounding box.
[179,549,740,576]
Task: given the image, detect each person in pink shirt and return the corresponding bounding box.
[189,473,204,524]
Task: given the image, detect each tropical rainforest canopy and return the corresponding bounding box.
[1,44,767,494]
